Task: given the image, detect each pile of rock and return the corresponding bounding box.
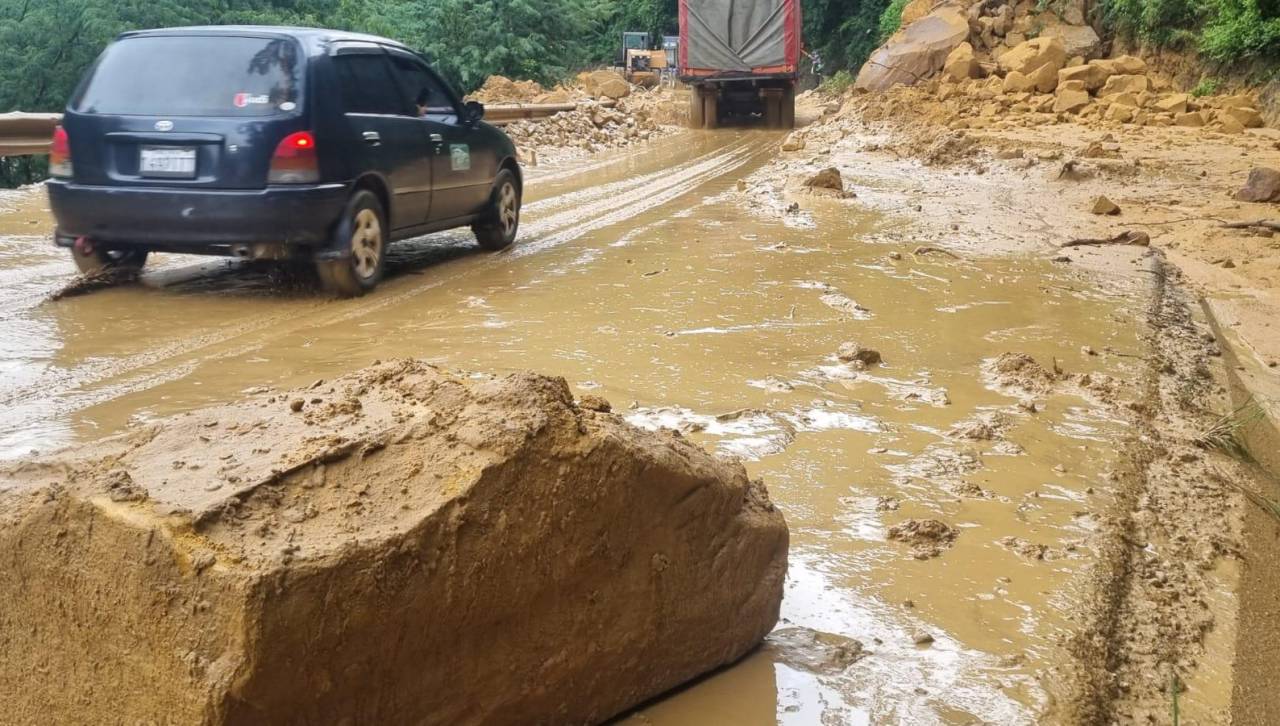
[503,99,672,161]
[856,0,1267,133]
[939,36,1263,132]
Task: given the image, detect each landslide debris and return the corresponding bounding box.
[0,360,788,725]
[887,518,959,559]
[466,72,682,164]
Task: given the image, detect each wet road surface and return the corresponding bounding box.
[0,130,1146,723]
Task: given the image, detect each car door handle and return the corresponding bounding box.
[362,131,381,145]
[429,133,444,144]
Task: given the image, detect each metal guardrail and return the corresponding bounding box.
[0,101,613,157]
[0,112,61,157]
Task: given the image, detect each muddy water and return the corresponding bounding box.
[0,131,1145,723]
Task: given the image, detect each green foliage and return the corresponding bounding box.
[877,0,913,41]
[1096,0,1280,63]
[1190,76,1222,94]
[804,0,895,73]
[820,69,856,93]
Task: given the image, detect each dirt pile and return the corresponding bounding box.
[0,360,788,724]
[852,0,1266,134]
[467,75,551,104]
[503,92,681,164]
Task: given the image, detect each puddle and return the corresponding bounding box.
[0,130,1146,722]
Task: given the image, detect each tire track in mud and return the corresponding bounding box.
[0,136,769,446]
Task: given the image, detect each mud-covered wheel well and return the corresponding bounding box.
[499,157,522,193]
[352,174,391,222]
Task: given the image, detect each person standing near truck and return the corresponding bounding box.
[804,46,824,85]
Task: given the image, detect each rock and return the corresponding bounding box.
[578,393,613,412]
[0,361,788,724]
[1058,65,1092,88]
[1002,70,1036,94]
[887,519,958,559]
[768,628,866,673]
[1041,24,1101,60]
[1082,59,1117,90]
[581,69,631,99]
[1216,114,1246,134]
[1222,106,1264,128]
[1175,111,1206,127]
[913,632,936,646]
[855,7,970,90]
[1112,55,1147,74]
[1091,195,1121,215]
[1105,104,1135,123]
[1153,93,1189,114]
[1099,74,1149,97]
[1054,87,1092,114]
[838,342,882,366]
[1237,167,1280,202]
[1030,61,1059,93]
[804,166,845,192]
[899,0,935,27]
[1218,93,1255,109]
[998,36,1067,77]
[781,132,806,152]
[1109,92,1139,107]
[942,42,978,82]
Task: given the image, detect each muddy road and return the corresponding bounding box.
[1,131,1167,722]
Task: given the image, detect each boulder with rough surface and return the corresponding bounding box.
[1099,74,1150,97]
[855,6,970,91]
[1238,167,1280,202]
[998,36,1067,77]
[0,361,789,725]
[943,42,978,82]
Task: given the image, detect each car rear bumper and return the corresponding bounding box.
[47,180,349,251]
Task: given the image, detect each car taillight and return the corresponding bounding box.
[49,125,73,178]
[268,131,319,184]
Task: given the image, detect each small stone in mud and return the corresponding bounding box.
[903,599,915,609]
[888,519,958,559]
[1017,398,1038,413]
[875,496,901,511]
[1090,195,1121,215]
[768,627,866,674]
[913,632,935,646]
[888,251,902,260]
[578,394,612,413]
[838,342,882,366]
[1222,259,1237,269]
[289,399,304,412]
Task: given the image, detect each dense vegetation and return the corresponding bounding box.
[1094,0,1280,63]
[4,0,1279,185]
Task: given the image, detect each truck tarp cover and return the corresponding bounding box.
[681,0,797,72]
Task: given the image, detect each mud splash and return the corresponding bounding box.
[1,131,1151,722]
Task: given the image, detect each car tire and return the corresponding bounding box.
[316,190,387,297]
[71,245,148,275]
[472,169,521,251]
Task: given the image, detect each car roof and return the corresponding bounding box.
[117,25,410,54]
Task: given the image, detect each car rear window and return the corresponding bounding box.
[74,35,304,117]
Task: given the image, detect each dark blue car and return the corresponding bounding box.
[47,26,523,296]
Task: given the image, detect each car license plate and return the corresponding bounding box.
[139,146,197,178]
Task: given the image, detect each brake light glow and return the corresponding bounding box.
[268,131,318,184]
[49,125,73,178]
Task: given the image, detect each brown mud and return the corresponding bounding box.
[2,104,1276,721]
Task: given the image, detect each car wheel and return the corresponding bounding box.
[316,190,387,297]
[71,244,148,275]
[473,169,521,251]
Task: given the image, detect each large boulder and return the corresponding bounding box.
[942,42,978,82]
[855,6,970,91]
[998,36,1068,77]
[1040,23,1101,59]
[580,69,631,99]
[1099,73,1150,97]
[0,361,789,725]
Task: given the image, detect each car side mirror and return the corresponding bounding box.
[464,101,485,124]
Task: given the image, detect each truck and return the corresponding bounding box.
[678,0,802,129]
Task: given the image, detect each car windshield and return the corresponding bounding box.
[74,35,303,117]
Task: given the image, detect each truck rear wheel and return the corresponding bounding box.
[689,87,705,128]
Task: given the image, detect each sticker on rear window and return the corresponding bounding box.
[450,144,471,171]
[233,92,270,108]
[279,101,297,112]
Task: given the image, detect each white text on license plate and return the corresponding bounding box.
[139,147,197,177]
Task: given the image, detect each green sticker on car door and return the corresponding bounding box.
[450,144,471,171]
